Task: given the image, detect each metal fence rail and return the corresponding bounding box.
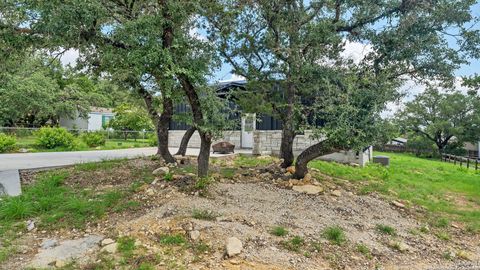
[442,154,480,170]
[0,127,156,140]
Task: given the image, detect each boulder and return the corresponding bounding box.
[212,142,235,154]
[331,190,342,197]
[292,185,324,195]
[226,237,243,257]
[189,230,201,241]
[101,243,118,254]
[101,238,115,246]
[286,166,296,174]
[153,167,170,176]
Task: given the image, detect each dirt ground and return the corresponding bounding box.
[5,156,480,270]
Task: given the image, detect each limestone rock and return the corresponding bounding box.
[101,238,115,246]
[303,173,312,182]
[226,237,243,257]
[55,260,66,268]
[391,200,405,208]
[286,166,295,174]
[153,167,170,176]
[189,230,201,241]
[292,185,324,195]
[26,220,35,231]
[29,235,103,269]
[331,190,342,197]
[101,243,118,254]
[41,239,58,249]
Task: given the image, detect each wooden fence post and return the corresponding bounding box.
[467,158,470,169]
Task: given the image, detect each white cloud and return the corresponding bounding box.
[219,74,246,83]
[59,49,79,67]
[340,40,373,64]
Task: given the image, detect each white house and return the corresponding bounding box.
[59,107,115,131]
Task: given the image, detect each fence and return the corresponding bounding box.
[442,154,480,170]
[0,127,155,141]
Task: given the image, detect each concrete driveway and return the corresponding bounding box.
[0,147,252,171]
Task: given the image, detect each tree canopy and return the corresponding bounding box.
[396,87,480,154]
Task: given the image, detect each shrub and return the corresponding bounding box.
[376,224,396,236]
[147,133,157,146]
[0,133,16,153]
[36,127,75,149]
[323,226,346,245]
[270,226,288,237]
[80,131,106,147]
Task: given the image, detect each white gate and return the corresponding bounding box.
[241,113,256,148]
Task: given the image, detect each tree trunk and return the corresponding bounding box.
[179,75,211,177]
[155,97,175,163]
[280,125,295,168]
[293,141,337,179]
[198,131,212,177]
[280,81,296,168]
[175,126,196,156]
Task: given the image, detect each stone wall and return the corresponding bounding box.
[168,130,241,149]
[252,130,372,166]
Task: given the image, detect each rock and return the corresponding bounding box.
[303,173,312,182]
[146,188,155,196]
[226,237,243,257]
[55,260,66,268]
[189,230,201,241]
[286,166,296,174]
[391,200,405,208]
[292,185,324,195]
[101,243,118,254]
[19,148,29,153]
[331,190,342,197]
[101,238,115,246]
[41,239,58,249]
[29,235,103,269]
[152,167,170,176]
[26,220,35,231]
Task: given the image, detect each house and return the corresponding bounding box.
[168,80,372,166]
[59,107,115,131]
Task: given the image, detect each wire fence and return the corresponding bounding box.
[0,126,156,141]
[442,154,480,171]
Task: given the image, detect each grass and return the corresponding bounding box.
[270,226,288,237]
[117,236,136,257]
[356,243,372,259]
[158,234,187,245]
[191,209,217,221]
[281,236,305,252]
[323,226,346,245]
[376,224,397,236]
[234,154,275,167]
[309,151,480,232]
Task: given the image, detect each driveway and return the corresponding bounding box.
[0,147,252,171]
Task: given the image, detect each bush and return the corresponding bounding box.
[81,131,106,147]
[36,127,75,149]
[147,133,157,146]
[0,133,16,153]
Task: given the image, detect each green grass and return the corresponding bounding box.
[281,236,305,252]
[233,154,275,167]
[323,226,346,245]
[356,243,372,259]
[309,152,480,231]
[191,209,217,221]
[270,226,288,237]
[117,236,136,257]
[158,234,187,245]
[376,224,397,236]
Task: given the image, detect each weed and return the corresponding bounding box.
[117,236,136,257]
[282,236,304,252]
[191,242,210,255]
[270,226,288,237]
[419,225,430,233]
[192,209,217,221]
[376,224,396,236]
[164,172,173,182]
[356,243,372,259]
[220,168,236,179]
[323,226,346,245]
[434,217,450,228]
[435,231,450,241]
[158,234,186,245]
[194,177,214,190]
[308,241,322,252]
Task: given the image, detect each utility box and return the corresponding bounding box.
[373,156,390,167]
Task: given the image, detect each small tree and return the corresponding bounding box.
[108,104,153,141]
[396,87,480,155]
